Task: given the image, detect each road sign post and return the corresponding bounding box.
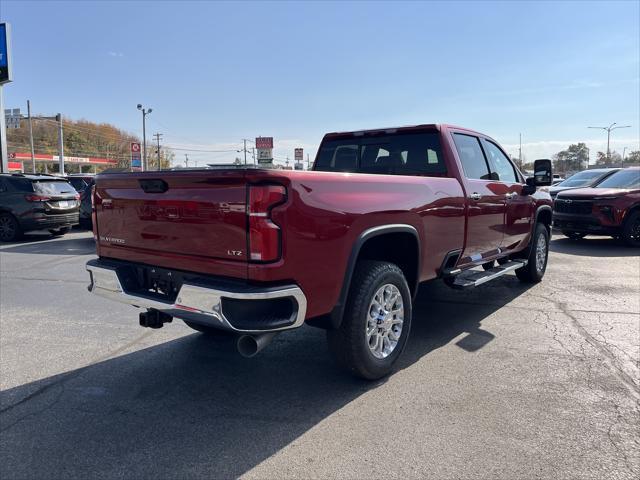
[131,142,142,171]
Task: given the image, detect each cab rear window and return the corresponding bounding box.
[314,132,446,176]
[33,181,77,195]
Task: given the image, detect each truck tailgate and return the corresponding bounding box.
[94,171,248,277]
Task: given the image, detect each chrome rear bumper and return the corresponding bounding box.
[86,260,307,334]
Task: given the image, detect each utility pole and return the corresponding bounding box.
[27,100,35,172]
[588,123,631,162]
[137,104,152,171]
[153,133,163,170]
[621,147,627,168]
[56,113,64,175]
[518,133,522,169]
[307,153,310,170]
[243,139,247,165]
[184,154,189,168]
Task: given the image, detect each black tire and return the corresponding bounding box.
[0,213,22,242]
[516,223,550,283]
[183,320,234,337]
[621,211,640,247]
[562,230,586,240]
[327,260,412,380]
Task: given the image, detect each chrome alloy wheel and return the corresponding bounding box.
[535,232,547,272]
[366,284,404,359]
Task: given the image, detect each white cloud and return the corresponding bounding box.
[107,51,124,57]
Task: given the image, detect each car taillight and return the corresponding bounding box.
[24,194,52,202]
[74,193,81,200]
[248,184,286,262]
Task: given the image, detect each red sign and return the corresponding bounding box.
[131,142,141,153]
[255,137,273,149]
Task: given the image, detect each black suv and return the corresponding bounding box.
[0,174,80,241]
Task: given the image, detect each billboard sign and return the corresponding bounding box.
[0,23,12,84]
[255,137,273,149]
[257,149,273,164]
[256,137,273,164]
[131,142,142,170]
[294,148,303,162]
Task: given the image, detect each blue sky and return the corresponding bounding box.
[2,0,639,166]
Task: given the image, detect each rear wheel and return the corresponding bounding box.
[0,214,22,242]
[516,223,549,283]
[562,231,586,240]
[327,260,412,380]
[622,211,640,247]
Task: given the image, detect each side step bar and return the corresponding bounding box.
[447,260,527,289]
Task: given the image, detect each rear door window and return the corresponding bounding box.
[314,132,446,176]
[452,133,492,180]
[33,181,77,196]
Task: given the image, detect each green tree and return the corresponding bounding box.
[595,150,622,167]
[625,150,640,165]
[552,143,589,173]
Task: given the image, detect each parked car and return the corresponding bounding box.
[553,167,640,246]
[66,174,95,228]
[0,174,80,241]
[85,124,553,379]
[549,168,621,199]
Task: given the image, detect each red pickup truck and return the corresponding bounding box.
[86,124,553,379]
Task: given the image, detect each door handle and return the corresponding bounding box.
[469,192,481,201]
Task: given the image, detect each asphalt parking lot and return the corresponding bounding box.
[0,230,638,479]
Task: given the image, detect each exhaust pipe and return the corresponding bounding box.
[236,332,278,358]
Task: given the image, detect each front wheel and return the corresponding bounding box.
[516,223,550,283]
[327,260,412,380]
[622,211,640,247]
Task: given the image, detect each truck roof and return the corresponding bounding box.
[323,123,484,139]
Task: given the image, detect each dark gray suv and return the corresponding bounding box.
[0,174,80,242]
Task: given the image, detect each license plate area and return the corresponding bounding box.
[117,264,184,302]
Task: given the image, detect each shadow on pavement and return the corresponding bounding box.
[0,276,530,479]
[550,236,638,257]
[0,235,95,256]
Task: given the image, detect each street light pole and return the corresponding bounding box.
[621,147,627,168]
[27,100,35,172]
[588,123,631,162]
[137,104,152,171]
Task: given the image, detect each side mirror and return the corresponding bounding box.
[532,159,553,186]
[522,176,536,195]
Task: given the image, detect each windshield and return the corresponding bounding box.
[595,169,640,189]
[314,132,446,176]
[558,170,611,188]
[33,180,77,196]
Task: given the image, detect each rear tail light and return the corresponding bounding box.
[74,193,81,200]
[24,194,52,202]
[248,184,286,262]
